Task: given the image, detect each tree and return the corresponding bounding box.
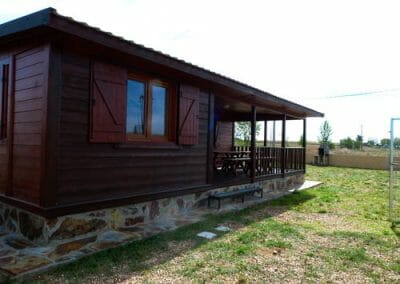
[381,138,390,147]
[234,122,261,146]
[340,137,354,149]
[298,135,304,146]
[395,138,400,149]
[380,138,400,149]
[318,120,333,149]
[355,135,363,150]
[367,139,376,147]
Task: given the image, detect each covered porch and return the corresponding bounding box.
[208,92,314,185]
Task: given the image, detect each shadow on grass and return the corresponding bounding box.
[25,190,316,283]
[391,223,400,239]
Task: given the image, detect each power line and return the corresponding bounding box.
[330,88,400,98]
[308,88,400,100]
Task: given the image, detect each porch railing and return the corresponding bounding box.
[233,146,305,177]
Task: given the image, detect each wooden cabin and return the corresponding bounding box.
[0,8,322,242]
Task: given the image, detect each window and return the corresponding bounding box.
[126,74,173,142]
[126,80,146,135]
[151,85,167,136]
[0,62,9,140]
[89,61,181,145]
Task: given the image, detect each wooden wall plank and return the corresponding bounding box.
[15,50,45,70]
[14,74,44,91]
[14,110,43,123]
[15,86,44,102]
[41,44,61,207]
[14,99,43,112]
[13,134,42,145]
[13,145,41,158]
[0,145,6,194]
[14,122,42,134]
[7,45,49,205]
[215,121,233,151]
[15,62,44,80]
[55,52,209,206]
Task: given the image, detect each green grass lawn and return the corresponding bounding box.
[23,166,400,283]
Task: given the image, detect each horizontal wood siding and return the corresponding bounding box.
[56,52,208,205]
[11,46,48,204]
[0,56,10,195]
[0,144,6,194]
[215,121,233,151]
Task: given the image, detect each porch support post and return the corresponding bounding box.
[302,118,307,172]
[272,121,276,147]
[263,120,267,147]
[251,106,257,182]
[281,114,287,177]
[231,121,235,150]
[206,93,215,184]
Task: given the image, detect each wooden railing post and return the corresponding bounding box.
[263,120,267,147]
[206,93,215,184]
[231,121,235,149]
[281,114,286,177]
[251,106,256,182]
[303,118,307,172]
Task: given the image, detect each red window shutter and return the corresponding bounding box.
[90,61,127,143]
[179,84,199,145]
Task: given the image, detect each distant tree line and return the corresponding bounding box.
[339,136,400,150]
[375,138,400,148]
[339,135,363,150]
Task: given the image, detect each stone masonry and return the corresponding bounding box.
[0,174,304,277]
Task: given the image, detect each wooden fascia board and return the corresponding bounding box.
[0,8,52,37]
[218,112,299,122]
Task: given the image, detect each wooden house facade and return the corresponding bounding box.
[0,8,322,237]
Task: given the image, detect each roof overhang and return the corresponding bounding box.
[0,8,324,119]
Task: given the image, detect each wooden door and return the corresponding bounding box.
[0,58,11,195]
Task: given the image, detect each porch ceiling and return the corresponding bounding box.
[215,96,303,121]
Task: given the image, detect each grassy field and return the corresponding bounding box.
[18,166,400,283]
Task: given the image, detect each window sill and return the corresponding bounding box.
[114,141,182,150]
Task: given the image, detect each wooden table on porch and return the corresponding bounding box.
[214,150,251,176]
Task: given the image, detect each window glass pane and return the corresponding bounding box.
[126,80,146,135]
[151,85,167,136]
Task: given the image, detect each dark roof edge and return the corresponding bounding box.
[0,7,54,37]
[0,7,323,118]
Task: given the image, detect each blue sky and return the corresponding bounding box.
[1,0,399,142]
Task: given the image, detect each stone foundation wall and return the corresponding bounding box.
[0,174,304,247]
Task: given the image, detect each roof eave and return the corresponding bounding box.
[0,8,53,38]
[46,12,324,118]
